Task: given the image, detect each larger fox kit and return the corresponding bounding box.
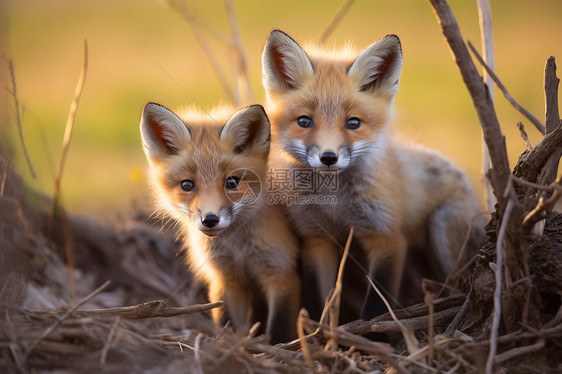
[262,30,483,321]
[140,102,300,343]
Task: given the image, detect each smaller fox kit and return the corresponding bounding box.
[140,102,300,343]
[262,30,483,322]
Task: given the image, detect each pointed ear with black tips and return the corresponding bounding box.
[220,105,270,155]
[262,29,314,93]
[140,102,191,160]
[347,34,403,97]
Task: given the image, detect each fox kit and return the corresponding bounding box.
[140,102,300,343]
[262,30,483,321]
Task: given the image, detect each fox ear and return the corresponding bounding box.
[220,105,270,154]
[262,29,313,93]
[140,102,191,159]
[348,34,403,97]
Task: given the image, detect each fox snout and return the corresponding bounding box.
[320,151,338,166]
[197,209,232,236]
[201,213,220,228]
[307,146,351,170]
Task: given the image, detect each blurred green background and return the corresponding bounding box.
[1,0,561,217]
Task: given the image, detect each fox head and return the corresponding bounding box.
[262,30,402,171]
[140,103,270,237]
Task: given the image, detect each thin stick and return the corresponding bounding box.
[467,41,546,134]
[23,280,110,359]
[517,122,533,150]
[486,198,514,374]
[320,0,355,44]
[544,56,560,134]
[523,174,562,232]
[167,0,235,103]
[297,309,314,369]
[0,156,9,196]
[494,338,545,365]
[194,333,204,374]
[6,58,36,179]
[50,40,88,230]
[327,226,353,351]
[224,0,252,105]
[366,276,419,355]
[476,0,497,213]
[443,296,470,336]
[100,316,120,365]
[58,300,224,319]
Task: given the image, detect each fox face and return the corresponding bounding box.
[140,103,270,237]
[262,30,403,171]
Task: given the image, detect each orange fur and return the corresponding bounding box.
[140,103,300,343]
[262,30,484,322]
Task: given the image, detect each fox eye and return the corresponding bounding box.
[345,117,361,130]
[224,176,240,190]
[297,116,313,128]
[180,179,195,192]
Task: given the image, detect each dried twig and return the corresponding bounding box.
[297,309,314,369]
[0,156,9,196]
[428,0,512,209]
[476,0,497,213]
[166,0,235,103]
[366,276,419,355]
[320,0,355,44]
[48,41,89,301]
[517,122,533,150]
[51,40,88,221]
[100,316,120,365]
[486,197,515,374]
[523,174,562,232]
[494,338,545,365]
[224,0,252,105]
[467,41,546,134]
[6,58,36,179]
[62,300,223,319]
[544,56,560,134]
[326,227,353,351]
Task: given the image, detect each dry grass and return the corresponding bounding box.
[1,165,561,373]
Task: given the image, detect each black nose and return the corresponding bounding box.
[320,151,338,166]
[201,214,220,228]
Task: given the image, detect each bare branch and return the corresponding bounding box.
[467,41,546,135]
[476,0,497,213]
[428,0,512,210]
[545,56,560,134]
[224,0,252,104]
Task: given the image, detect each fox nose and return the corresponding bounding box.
[201,214,220,228]
[320,151,338,166]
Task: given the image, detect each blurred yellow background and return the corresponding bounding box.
[1,0,561,217]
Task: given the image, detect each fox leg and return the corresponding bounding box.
[360,232,407,322]
[207,279,227,328]
[223,282,251,335]
[428,204,483,282]
[301,235,339,321]
[257,270,301,344]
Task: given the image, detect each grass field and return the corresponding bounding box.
[2,0,561,217]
